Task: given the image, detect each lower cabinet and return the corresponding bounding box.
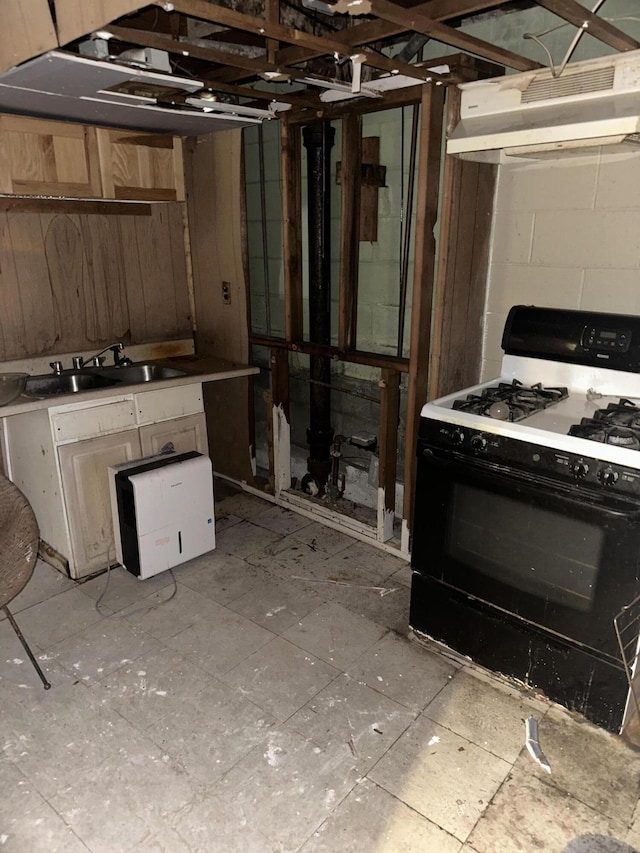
[5,384,209,579]
[58,429,142,575]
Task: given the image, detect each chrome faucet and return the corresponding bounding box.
[76,343,132,368]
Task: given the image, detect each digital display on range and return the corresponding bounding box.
[599,330,617,340]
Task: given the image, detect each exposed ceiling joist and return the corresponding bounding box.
[534,0,640,52]
[164,0,454,83]
[368,0,542,71]
[212,0,515,84]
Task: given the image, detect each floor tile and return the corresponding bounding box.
[251,504,313,535]
[511,706,640,824]
[226,569,326,633]
[164,602,276,677]
[10,588,103,649]
[217,726,360,853]
[95,647,215,730]
[289,521,356,555]
[468,766,626,853]
[215,491,275,520]
[0,758,89,852]
[215,511,242,533]
[326,582,411,636]
[146,680,276,784]
[220,636,340,721]
[329,540,409,585]
[282,601,388,669]
[286,673,416,775]
[49,740,197,853]
[369,716,512,842]
[176,552,264,605]
[246,538,334,581]
[77,565,172,614]
[119,582,220,641]
[214,519,283,559]
[424,668,546,763]
[346,632,458,712]
[299,778,462,853]
[46,616,163,683]
[2,559,75,617]
[174,792,274,852]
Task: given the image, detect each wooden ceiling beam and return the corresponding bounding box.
[215,0,514,84]
[165,0,452,83]
[106,25,318,107]
[368,0,542,71]
[534,0,640,52]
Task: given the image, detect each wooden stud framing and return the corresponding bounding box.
[249,334,410,373]
[338,113,362,352]
[402,83,446,548]
[378,367,401,542]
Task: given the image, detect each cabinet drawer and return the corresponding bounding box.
[51,400,136,443]
[135,383,203,425]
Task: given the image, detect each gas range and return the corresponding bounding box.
[421,354,640,497]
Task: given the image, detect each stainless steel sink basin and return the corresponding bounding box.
[24,372,119,397]
[102,363,189,383]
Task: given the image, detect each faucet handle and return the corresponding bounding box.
[50,361,63,375]
[72,356,83,370]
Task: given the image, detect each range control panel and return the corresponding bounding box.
[418,418,640,499]
[581,324,631,354]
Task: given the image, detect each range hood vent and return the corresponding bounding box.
[447,49,640,162]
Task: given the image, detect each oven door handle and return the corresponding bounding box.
[420,446,640,519]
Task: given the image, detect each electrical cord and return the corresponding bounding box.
[94,542,178,618]
[524,0,608,78]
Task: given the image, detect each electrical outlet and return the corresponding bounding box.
[222,281,231,305]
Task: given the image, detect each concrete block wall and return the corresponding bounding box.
[482,151,640,379]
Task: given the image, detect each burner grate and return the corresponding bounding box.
[452,380,569,422]
[569,399,640,448]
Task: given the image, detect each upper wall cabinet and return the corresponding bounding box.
[0,114,186,202]
[96,129,185,202]
[0,115,102,198]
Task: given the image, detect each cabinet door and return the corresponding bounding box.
[139,413,209,457]
[96,129,185,201]
[0,115,102,197]
[58,429,141,579]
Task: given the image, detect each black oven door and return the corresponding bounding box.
[411,445,640,661]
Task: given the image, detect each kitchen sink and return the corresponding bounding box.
[24,372,119,397]
[101,363,189,383]
[23,362,191,398]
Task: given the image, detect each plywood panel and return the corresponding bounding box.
[54,0,147,46]
[0,0,58,74]
[0,205,191,361]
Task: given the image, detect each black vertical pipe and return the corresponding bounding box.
[303,121,335,491]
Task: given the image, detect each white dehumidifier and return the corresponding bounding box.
[108,451,215,579]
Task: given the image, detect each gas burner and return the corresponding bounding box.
[451,380,569,422]
[592,398,640,429]
[569,418,640,450]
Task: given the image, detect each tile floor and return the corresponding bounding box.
[2,484,640,852]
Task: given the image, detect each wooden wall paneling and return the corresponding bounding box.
[167,203,193,333]
[338,113,362,351]
[78,214,130,343]
[281,117,303,342]
[401,84,445,544]
[184,130,255,483]
[118,213,148,342]
[0,213,25,358]
[12,213,57,355]
[43,214,89,351]
[0,0,58,74]
[429,86,497,399]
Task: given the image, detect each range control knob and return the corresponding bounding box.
[470,434,487,452]
[598,466,619,487]
[571,461,589,479]
[451,429,465,446]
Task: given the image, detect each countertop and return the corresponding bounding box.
[0,354,259,419]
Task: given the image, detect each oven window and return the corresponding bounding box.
[447,484,603,613]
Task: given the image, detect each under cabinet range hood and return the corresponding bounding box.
[447,49,640,162]
[0,51,280,135]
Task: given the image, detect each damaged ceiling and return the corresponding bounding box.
[2,0,640,130]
